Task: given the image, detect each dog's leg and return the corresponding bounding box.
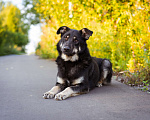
[43,76,66,99]
[102,59,112,84]
[96,59,112,87]
[102,69,109,84]
[96,81,103,87]
[55,85,89,100]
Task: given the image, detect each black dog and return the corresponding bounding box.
[43,26,112,100]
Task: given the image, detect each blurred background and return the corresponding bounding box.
[1,0,41,55]
[0,0,150,86]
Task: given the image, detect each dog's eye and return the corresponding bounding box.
[65,35,69,40]
[73,37,78,43]
[74,39,78,42]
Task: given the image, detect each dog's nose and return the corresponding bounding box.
[63,46,70,52]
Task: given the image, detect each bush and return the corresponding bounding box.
[35,0,150,85]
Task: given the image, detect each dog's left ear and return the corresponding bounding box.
[79,28,93,40]
[57,26,70,37]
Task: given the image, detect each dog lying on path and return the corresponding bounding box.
[43,26,112,100]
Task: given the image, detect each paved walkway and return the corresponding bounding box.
[0,55,150,120]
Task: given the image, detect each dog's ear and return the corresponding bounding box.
[57,26,70,37]
[79,28,93,40]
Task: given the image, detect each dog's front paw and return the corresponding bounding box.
[55,93,67,101]
[43,91,55,99]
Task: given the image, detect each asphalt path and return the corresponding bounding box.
[0,55,150,120]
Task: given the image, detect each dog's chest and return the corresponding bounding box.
[61,62,83,79]
[67,64,80,78]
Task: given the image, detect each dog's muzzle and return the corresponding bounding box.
[63,46,70,52]
[62,46,73,56]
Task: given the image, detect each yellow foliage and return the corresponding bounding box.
[127,58,135,73]
[0,4,21,32]
[35,0,150,74]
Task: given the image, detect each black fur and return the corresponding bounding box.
[43,26,113,100]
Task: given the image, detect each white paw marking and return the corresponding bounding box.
[43,91,55,99]
[55,93,67,101]
[54,87,74,100]
[43,86,61,99]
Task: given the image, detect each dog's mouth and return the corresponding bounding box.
[62,50,75,56]
[61,50,79,62]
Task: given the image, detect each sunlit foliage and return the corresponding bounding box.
[35,0,150,84]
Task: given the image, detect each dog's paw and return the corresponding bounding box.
[54,93,67,101]
[43,91,55,99]
[97,83,103,87]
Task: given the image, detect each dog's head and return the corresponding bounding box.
[56,26,93,61]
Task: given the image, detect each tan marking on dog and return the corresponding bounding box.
[97,81,103,87]
[79,46,81,52]
[60,43,63,48]
[103,69,108,79]
[73,48,78,53]
[72,77,84,85]
[61,53,70,61]
[49,86,61,94]
[61,53,79,62]
[60,27,67,33]
[70,54,78,62]
[57,76,65,84]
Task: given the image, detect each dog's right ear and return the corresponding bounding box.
[56,26,70,37]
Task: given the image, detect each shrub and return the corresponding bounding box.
[35,0,150,84]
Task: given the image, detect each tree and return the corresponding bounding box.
[22,0,40,25]
[0,2,29,55]
[0,0,4,11]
